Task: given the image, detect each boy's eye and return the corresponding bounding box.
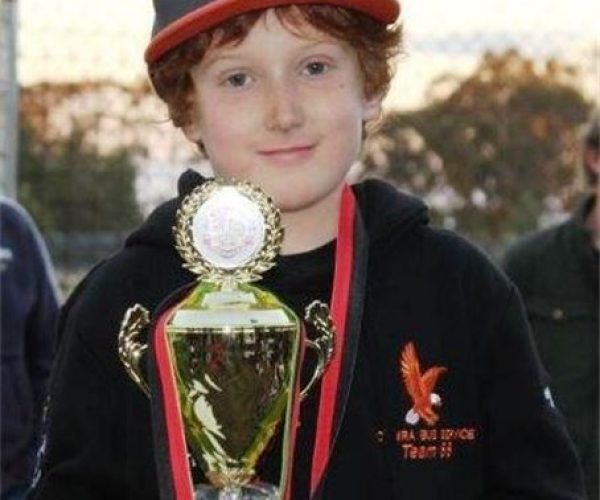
[224,72,251,87]
[303,61,330,76]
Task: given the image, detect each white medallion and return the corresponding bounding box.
[191,186,265,269]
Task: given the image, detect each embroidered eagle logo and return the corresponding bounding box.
[400,342,447,426]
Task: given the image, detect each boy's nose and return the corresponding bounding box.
[264,82,304,132]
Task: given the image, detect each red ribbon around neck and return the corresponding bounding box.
[309,183,356,496]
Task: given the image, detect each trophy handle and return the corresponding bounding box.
[301,301,336,401]
[118,304,151,397]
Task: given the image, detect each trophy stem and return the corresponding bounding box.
[218,486,242,500]
[220,276,237,292]
[195,483,278,500]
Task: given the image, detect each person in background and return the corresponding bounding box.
[0,197,60,500]
[503,113,599,500]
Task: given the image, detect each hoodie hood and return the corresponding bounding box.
[125,169,207,250]
[126,169,429,250]
[353,178,429,245]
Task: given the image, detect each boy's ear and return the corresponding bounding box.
[182,119,203,143]
[362,93,384,122]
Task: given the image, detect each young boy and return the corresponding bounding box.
[30,1,586,499]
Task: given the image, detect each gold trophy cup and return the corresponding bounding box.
[118,180,334,500]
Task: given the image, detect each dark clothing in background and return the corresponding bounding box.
[1,198,59,496]
[503,195,599,500]
[30,171,586,499]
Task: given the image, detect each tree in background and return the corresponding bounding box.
[19,125,141,233]
[17,82,146,234]
[363,49,592,251]
[16,83,149,292]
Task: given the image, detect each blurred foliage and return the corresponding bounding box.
[17,82,146,233]
[364,49,592,249]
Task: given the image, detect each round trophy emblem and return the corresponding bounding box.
[192,187,265,269]
[174,179,284,283]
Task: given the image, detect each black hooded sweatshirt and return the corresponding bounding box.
[30,171,586,500]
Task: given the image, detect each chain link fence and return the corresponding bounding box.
[6,0,600,294]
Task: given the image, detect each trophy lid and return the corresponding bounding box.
[174,179,284,285]
[168,284,298,330]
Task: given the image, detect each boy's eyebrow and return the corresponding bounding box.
[200,53,248,71]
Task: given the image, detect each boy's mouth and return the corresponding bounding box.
[258,144,316,163]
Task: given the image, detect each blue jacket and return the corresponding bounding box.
[1,197,59,493]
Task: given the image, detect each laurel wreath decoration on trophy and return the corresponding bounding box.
[174,179,284,284]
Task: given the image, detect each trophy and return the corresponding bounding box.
[118,179,335,500]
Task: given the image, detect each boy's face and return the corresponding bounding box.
[184,9,382,214]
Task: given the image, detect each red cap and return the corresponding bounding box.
[146,0,401,63]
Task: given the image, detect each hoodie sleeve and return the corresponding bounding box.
[28,258,160,500]
[28,267,124,500]
[30,324,128,499]
[480,283,586,499]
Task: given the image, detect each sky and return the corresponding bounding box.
[406,0,598,35]
[15,0,600,109]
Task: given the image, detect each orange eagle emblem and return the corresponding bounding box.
[400,342,447,426]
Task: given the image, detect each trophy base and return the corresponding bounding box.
[195,483,279,500]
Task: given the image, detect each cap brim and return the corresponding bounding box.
[146,0,400,63]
